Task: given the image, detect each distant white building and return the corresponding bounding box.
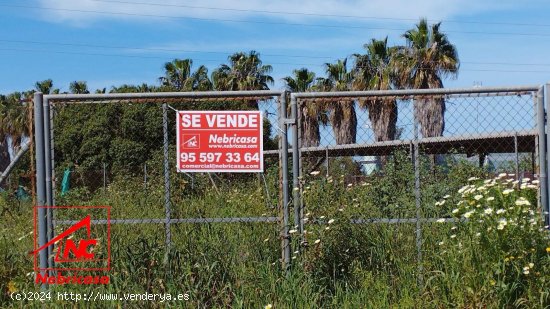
[360,156,381,175]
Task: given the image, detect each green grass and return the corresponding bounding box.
[1,155,549,308]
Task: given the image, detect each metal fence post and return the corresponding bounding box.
[49,105,55,207]
[48,104,56,254]
[162,103,172,257]
[33,92,48,289]
[543,85,550,227]
[42,100,52,202]
[514,132,519,180]
[280,92,291,271]
[42,98,54,272]
[291,96,302,241]
[413,100,423,288]
[325,147,329,177]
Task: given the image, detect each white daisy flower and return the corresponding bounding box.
[515,198,531,206]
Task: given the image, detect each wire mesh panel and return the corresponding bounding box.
[292,86,545,286]
[296,90,539,212]
[35,91,289,292]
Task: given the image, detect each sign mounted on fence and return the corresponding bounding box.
[177,111,263,173]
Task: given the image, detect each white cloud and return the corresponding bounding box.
[36,0,520,26]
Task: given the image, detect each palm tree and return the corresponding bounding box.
[111,83,156,93]
[69,81,90,94]
[190,65,213,91]
[353,37,398,143]
[212,51,273,109]
[136,83,155,93]
[35,79,57,94]
[0,93,28,176]
[320,59,356,144]
[159,59,193,91]
[159,59,213,92]
[396,19,459,138]
[283,68,326,147]
[283,68,315,93]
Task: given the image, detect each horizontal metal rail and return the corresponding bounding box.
[308,218,465,224]
[43,86,540,103]
[292,85,541,99]
[350,218,464,224]
[53,217,465,225]
[44,90,284,102]
[54,216,280,225]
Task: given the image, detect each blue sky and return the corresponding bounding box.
[0,0,549,94]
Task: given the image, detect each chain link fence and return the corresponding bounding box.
[33,91,291,290]
[32,86,549,290]
[291,86,547,284]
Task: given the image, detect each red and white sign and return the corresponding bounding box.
[177,111,263,172]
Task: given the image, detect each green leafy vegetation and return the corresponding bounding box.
[1,154,549,308]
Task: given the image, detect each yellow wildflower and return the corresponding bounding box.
[7,281,17,293]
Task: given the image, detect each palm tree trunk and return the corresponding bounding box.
[366,98,398,168]
[300,105,323,173]
[413,97,445,138]
[367,99,398,142]
[331,101,357,145]
[414,97,446,170]
[301,106,321,147]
